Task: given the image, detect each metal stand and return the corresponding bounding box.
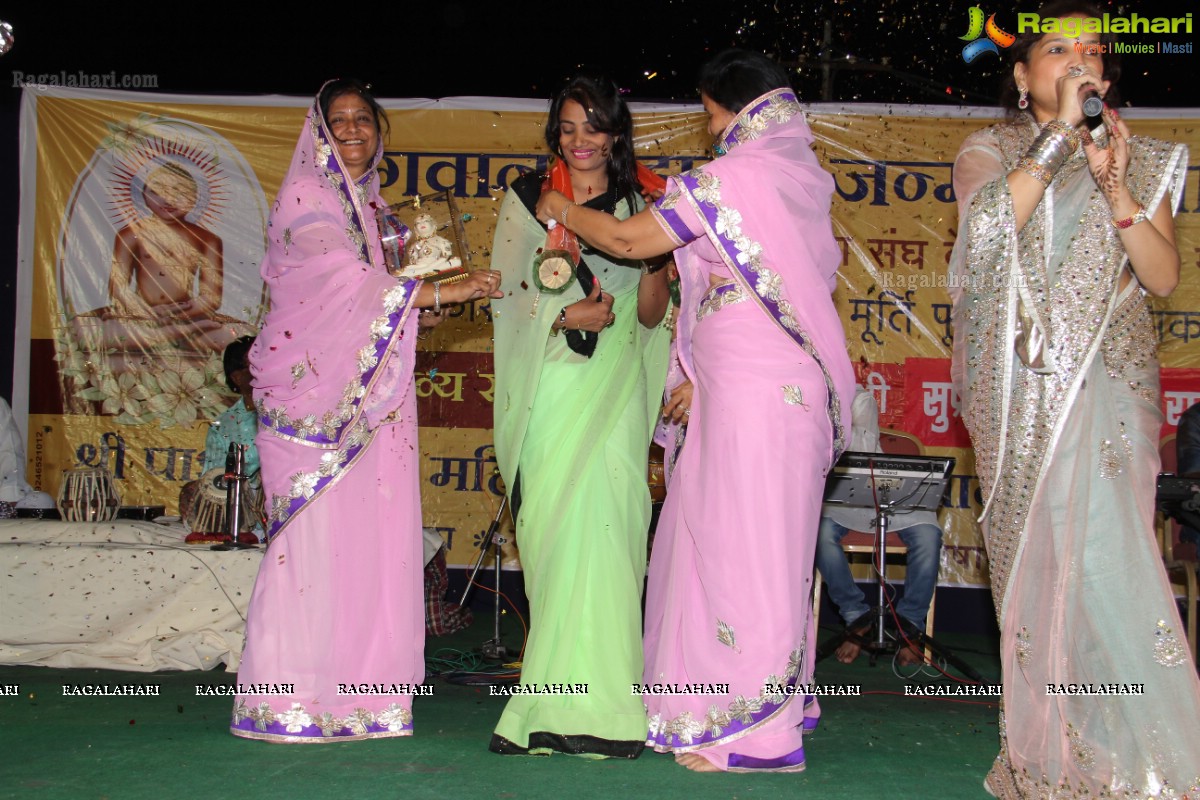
[868,501,895,652]
[212,444,255,551]
[817,488,983,682]
[458,495,510,660]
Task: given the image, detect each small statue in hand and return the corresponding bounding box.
[403,213,462,275]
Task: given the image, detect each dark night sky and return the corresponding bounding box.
[1,1,1194,399]
[1,1,1191,106]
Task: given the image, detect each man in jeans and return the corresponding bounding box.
[814,386,942,666]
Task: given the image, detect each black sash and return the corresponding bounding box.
[510,171,619,358]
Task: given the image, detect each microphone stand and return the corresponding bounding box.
[459,494,510,661]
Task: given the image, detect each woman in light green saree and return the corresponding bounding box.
[489,74,670,758]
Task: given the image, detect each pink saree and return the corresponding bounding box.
[643,89,854,771]
[230,88,424,742]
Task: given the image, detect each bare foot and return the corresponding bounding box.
[835,623,871,664]
[897,642,924,668]
[675,753,721,772]
[834,638,861,664]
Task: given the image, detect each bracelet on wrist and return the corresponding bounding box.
[1042,119,1081,153]
[1111,203,1148,230]
[1017,128,1071,187]
[561,203,574,226]
[432,282,441,315]
[1016,157,1055,187]
[550,306,567,336]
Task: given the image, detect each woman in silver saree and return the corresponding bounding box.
[949,2,1200,797]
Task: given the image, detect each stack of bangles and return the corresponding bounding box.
[1017,119,1081,187]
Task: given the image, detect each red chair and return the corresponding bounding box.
[813,429,938,650]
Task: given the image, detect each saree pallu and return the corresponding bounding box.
[490,189,669,755]
[231,89,424,743]
[643,89,854,772]
[950,117,1200,797]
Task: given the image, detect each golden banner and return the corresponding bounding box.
[17,89,1200,586]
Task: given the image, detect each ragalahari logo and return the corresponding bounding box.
[960,6,1016,63]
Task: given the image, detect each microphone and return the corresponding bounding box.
[1081,89,1104,119]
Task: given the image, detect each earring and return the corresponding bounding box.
[1018,87,1029,110]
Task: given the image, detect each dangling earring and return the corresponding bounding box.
[1018,87,1029,110]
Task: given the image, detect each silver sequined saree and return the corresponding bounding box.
[950,115,1200,799]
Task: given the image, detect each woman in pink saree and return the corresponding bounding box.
[230,80,500,743]
[537,50,853,772]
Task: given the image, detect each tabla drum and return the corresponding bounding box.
[56,467,121,522]
[185,467,265,534]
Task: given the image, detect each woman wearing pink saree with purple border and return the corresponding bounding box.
[230,80,500,743]
[537,50,854,772]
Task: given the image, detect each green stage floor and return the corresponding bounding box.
[0,618,1001,800]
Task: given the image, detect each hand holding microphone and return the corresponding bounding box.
[1055,63,1103,128]
[1080,88,1104,119]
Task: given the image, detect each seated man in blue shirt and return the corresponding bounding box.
[203,336,259,478]
[179,336,260,524]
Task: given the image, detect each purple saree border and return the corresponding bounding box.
[262,293,416,541]
[716,90,799,154]
[676,168,846,458]
[646,671,800,751]
[727,744,806,772]
[230,716,413,741]
[264,437,369,541]
[310,102,372,264]
[652,199,694,246]
[258,292,415,448]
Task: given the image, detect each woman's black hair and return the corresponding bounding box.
[318,78,391,140]
[1000,0,1121,116]
[545,74,640,211]
[698,49,791,116]
[223,336,256,393]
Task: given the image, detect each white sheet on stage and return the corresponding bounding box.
[0,518,259,671]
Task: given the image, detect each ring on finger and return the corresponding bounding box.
[1068,65,1085,77]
